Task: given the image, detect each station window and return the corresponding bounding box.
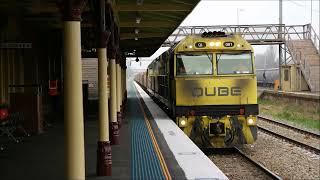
[176,53,213,75]
[284,69,289,81]
[216,53,253,75]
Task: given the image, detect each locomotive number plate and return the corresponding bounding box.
[223,42,234,47]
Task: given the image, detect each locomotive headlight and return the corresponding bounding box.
[188,45,193,49]
[237,44,241,48]
[179,119,187,127]
[215,41,221,46]
[209,42,215,46]
[247,116,256,126]
[180,120,186,126]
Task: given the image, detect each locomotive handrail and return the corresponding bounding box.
[256,68,279,71]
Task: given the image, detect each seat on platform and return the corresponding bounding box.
[0,112,29,144]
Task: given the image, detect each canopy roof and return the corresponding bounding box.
[0,0,199,57]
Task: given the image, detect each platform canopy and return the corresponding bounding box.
[0,0,199,57]
[115,0,200,57]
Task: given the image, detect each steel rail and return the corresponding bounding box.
[258,115,320,139]
[205,148,282,180]
[234,147,282,180]
[258,125,320,154]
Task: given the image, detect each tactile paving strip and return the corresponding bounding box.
[129,82,166,180]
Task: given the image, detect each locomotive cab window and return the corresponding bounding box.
[176,53,213,76]
[216,53,253,75]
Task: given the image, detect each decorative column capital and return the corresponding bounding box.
[107,47,116,60]
[115,49,121,64]
[98,31,111,48]
[63,0,87,21]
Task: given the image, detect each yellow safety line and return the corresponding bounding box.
[134,84,172,180]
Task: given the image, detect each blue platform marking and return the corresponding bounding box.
[128,82,166,180]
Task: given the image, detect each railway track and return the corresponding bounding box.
[257,116,320,154]
[234,147,282,180]
[206,148,282,180]
[258,115,320,138]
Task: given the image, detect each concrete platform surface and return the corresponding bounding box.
[135,82,228,180]
[0,115,130,180]
[0,80,228,180]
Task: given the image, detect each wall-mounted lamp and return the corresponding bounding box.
[135,28,139,34]
[137,0,143,5]
[135,37,138,41]
[136,17,141,24]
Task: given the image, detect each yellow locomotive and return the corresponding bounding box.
[135,32,258,148]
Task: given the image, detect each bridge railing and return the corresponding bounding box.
[308,25,320,53]
[163,24,318,47]
[286,30,312,90]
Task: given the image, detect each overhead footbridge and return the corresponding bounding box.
[164,24,320,92]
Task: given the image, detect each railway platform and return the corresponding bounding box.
[0,81,227,180]
[258,87,320,99]
[258,87,320,108]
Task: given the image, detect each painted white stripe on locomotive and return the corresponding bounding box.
[134,82,229,180]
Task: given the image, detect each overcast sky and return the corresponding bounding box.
[128,0,320,69]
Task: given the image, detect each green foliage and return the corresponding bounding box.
[274,111,320,131]
[258,98,276,105]
[259,98,320,131]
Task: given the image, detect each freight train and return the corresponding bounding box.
[135,32,258,148]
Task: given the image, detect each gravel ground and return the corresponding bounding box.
[209,152,273,180]
[258,118,320,150]
[240,132,320,180]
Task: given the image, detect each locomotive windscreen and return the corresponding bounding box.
[176,53,213,75]
[216,53,253,75]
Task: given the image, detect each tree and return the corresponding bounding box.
[265,45,278,68]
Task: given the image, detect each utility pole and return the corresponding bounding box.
[310,0,312,25]
[237,8,244,33]
[278,0,283,90]
[237,8,239,33]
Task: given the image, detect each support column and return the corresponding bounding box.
[121,64,125,115]
[97,47,112,176]
[95,0,112,176]
[124,65,127,104]
[122,61,127,114]
[116,59,122,128]
[110,57,119,144]
[62,1,86,179]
